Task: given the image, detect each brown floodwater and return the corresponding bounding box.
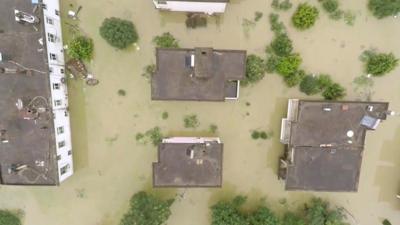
[1,0,400,224]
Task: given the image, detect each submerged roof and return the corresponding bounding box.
[0,0,58,185]
[152,48,246,101]
[284,100,389,192]
[158,0,229,2]
[153,137,223,187]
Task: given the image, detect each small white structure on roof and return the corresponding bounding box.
[152,0,228,14]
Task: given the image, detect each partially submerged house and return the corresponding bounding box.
[153,137,223,187]
[279,99,390,192]
[152,48,246,101]
[0,0,73,185]
[152,0,228,14]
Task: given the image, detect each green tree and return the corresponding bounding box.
[322,83,346,100]
[100,17,138,49]
[292,3,319,30]
[300,75,321,95]
[283,69,305,87]
[270,34,293,57]
[276,54,302,76]
[281,212,306,225]
[305,198,348,225]
[362,50,399,76]
[368,0,400,19]
[153,32,179,48]
[242,55,267,86]
[211,196,249,225]
[68,36,94,61]
[120,191,174,225]
[317,74,333,89]
[0,210,21,225]
[248,206,279,225]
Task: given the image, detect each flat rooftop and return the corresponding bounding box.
[151,48,246,101]
[283,100,389,192]
[155,0,229,2]
[0,0,58,185]
[153,137,223,187]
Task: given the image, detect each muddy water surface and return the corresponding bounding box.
[1,0,400,225]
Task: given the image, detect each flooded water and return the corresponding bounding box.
[1,0,400,224]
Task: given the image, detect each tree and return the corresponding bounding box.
[321,0,339,13]
[362,50,399,76]
[292,3,319,30]
[322,83,346,100]
[368,0,400,19]
[248,206,279,225]
[100,17,138,49]
[242,55,267,86]
[68,36,94,61]
[120,191,174,225]
[304,198,348,225]
[283,69,305,87]
[300,75,321,95]
[0,210,21,225]
[276,54,302,76]
[270,34,293,57]
[153,32,179,48]
[211,196,249,225]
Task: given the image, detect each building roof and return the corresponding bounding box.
[153,137,223,187]
[283,100,389,192]
[151,48,246,101]
[159,0,229,2]
[0,0,58,185]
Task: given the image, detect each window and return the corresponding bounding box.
[57,126,64,134]
[46,17,53,25]
[52,83,60,90]
[47,33,55,43]
[55,10,60,16]
[58,140,66,148]
[49,67,53,73]
[42,4,47,10]
[60,164,70,175]
[68,150,72,156]
[60,68,65,74]
[56,155,61,161]
[54,99,62,106]
[50,53,57,60]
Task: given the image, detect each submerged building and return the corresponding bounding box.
[279,99,390,192]
[0,0,73,185]
[152,0,228,14]
[152,47,246,101]
[153,137,223,187]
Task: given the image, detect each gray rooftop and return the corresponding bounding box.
[283,100,389,192]
[158,0,229,2]
[153,140,223,187]
[0,0,58,185]
[151,48,246,101]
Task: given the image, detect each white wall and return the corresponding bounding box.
[153,1,227,14]
[42,0,74,183]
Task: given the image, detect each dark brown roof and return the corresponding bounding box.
[151,48,246,101]
[283,100,389,192]
[153,138,223,187]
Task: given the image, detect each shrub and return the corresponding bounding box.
[251,131,260,139]
[211,196,248,225]
[184,114,199,128]
[0,210,21,225]
[305,198,348,225]
[368,0,400,19]
[343,10,356,25]
[362,50,399,76]
[322,83,346,100]
[276,54,302,76]
[161,112,169,120]
[281,212,305,225]
[242,55,267,86]
[120,191,174,225]
[316,74,333,89]
[269,14,286,35]
[145,127,163,146]
[299,75,321,95]
[153,32,179,48]
[270,34,293,57]
[321,0,339,13]
[383,219,392,225]
[329,10,344,20]
[272,0,293,11]
[292,3,319,30]
[68,36,94,60]
[283,70,306,87]
[254,11,264,22]
[100,17,138,49]
[209,124,218,134]
[265,55,280,73]
[118,89,126,96]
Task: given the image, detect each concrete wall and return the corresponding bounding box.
[153,1,227,14]
[43,0,74,183]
